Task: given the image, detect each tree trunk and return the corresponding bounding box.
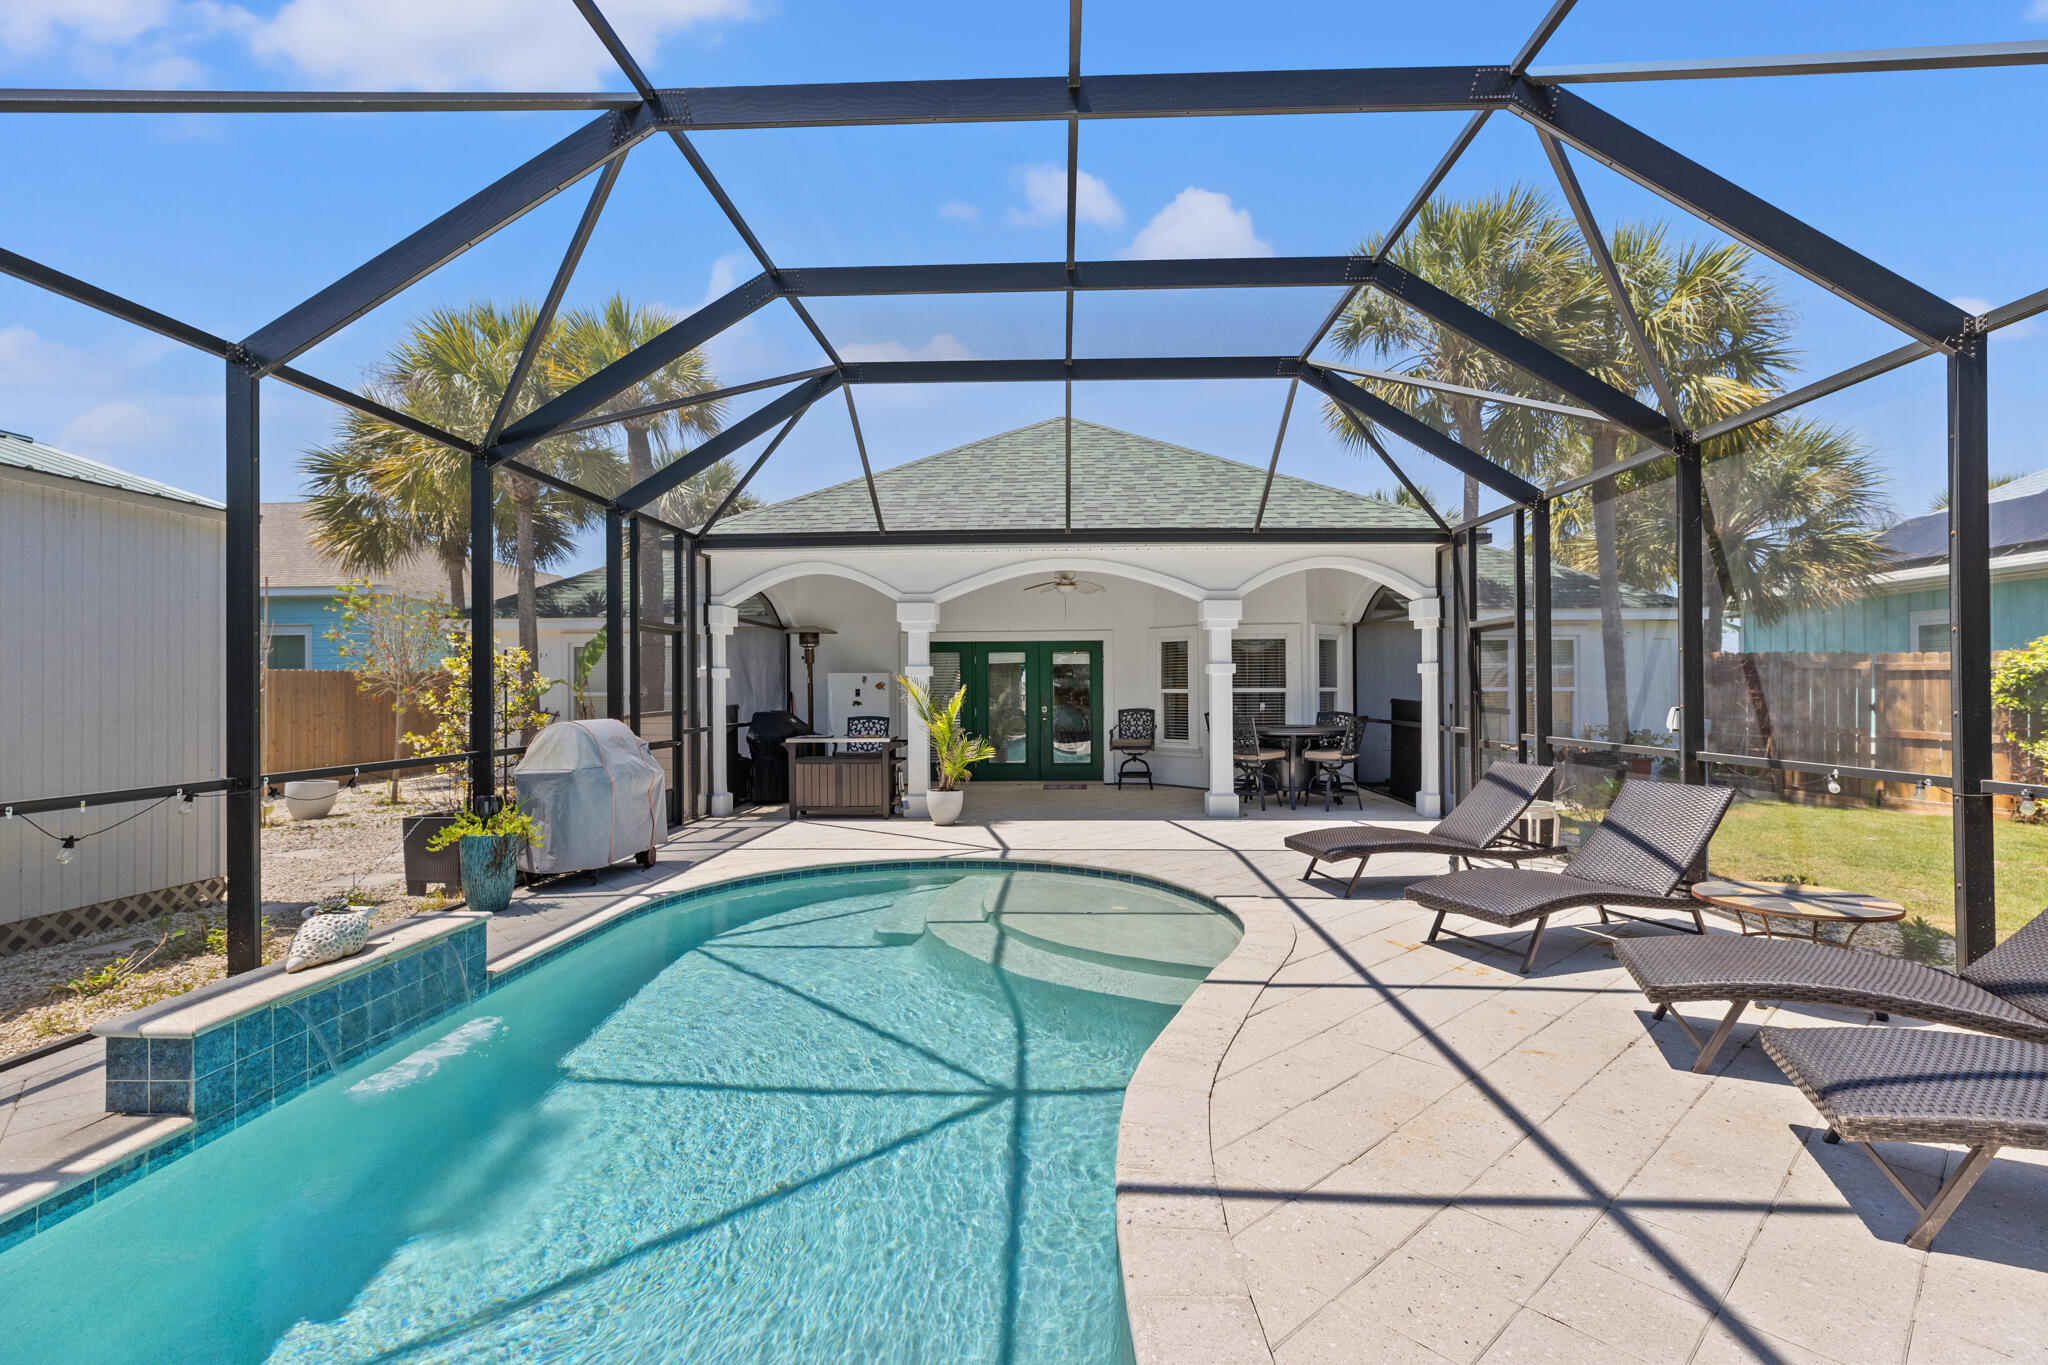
[510,473,540,742]
[390,706,404,804]
[1588,431,1633,751]
[1453,397,1483,525]
[627,424,664,721]
[444,549,466,614]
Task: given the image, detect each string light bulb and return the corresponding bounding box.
[2022,789,2037,819]
[1826,769,1842,796]
[57,836,77,865]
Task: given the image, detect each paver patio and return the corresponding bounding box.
[5,786,2043,1363]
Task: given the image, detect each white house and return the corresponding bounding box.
[512,419,1683,818]
[0,431,225,954]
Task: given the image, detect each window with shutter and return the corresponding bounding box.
[1231,637,1287,730]
[1158,638,1190,742]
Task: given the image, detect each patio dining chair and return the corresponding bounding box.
[1284,760,1557,898]
[1204,711,1283,811]
[1617,899,2048,1073]
[844,715,892,752]
[1303,712,1361,811]
[1111,708,1156,790]
[1405,779,1735,974]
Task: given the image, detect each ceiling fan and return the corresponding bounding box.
[1021,570,1105,596]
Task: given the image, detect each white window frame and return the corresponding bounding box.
[1315,627,1345,719]
[1152,629,1197,750]
[1230,629,1291,732]
[1909,608,1950,653]
[1536,633,1580,740]
[265,623,312,670]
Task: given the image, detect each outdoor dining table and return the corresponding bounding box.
[1258,723,1342,810]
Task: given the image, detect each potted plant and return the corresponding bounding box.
[899,674,995,826]
[426,801,544,915]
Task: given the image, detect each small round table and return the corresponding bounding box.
[1258,723,1341,810]
[1689,878,1906,948]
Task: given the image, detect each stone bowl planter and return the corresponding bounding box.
[281,779,341,820]
[458,833,521,914]
[927,789,965,826]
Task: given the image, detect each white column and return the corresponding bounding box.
[896,601,940,818]
[1409,596,1444,818]
[1200,599,1243,818]
[707,603,737,816]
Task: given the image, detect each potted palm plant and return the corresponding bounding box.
[899,675,995,826]
[426,801,543,914]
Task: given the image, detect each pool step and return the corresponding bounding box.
[923,918,1201,1007]
[873,876,1000,944]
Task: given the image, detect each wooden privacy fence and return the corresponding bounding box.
[262,669,439,778]
[1704,651,2039,805]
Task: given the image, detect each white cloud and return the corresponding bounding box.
[58,400,177,453]
[839,334,979,364]
[702,250,755,306]
[1007,164,1123,228]
[0,326,94,388]
[2030,1,2048,22]
[1122,187,1273,260]
[1953,294,2037,339]
[0,0,176,53]
[939,200,981,222]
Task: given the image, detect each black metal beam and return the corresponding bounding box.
[788,257,1363,294]
[242,107,655,372]
[1253,379,1296,530]
[616,373,842,511]
[0,247,231,358]
[699,525,1447,549]
[846,356,1298,384]
[1675,443,1706,784]
[1315,359,1610,424]
[842,387,886,533]
[491,271,781,460]
[223,364,261,975]
[1530,40,2048,85]
[1364,261,1676,448]
[1531,499,1553,765]
[468,457,495,804]
[1361,429,1452,536]
[1695,340,1934,442]
[1300,366,1542,503]
[701,405,811,534]
[628,513,643,736]
[653,66,1503,131]
[683,532,700,820]
[605,509,625,720]
[269,364,478,454]
[555,367,833,435]
[1949,333,1995,964]
[1509,82,1968,347]
[1512,508,1527,758]
[1509,0,1580,77]
[482,153,625,448]
[0,89,647,113]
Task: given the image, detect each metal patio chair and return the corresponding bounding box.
[1303,712,1362,811]
[1111,708,1156,790]
[1405,780,1735,974]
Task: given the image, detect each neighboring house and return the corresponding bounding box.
[259,501,547,669]
[0,430,225,954]
[1746,470,2048,655]
[517,419,1681,815]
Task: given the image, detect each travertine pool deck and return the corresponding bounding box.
[5,785,2045,1362]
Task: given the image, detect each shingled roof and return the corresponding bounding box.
[713,418,1439,536]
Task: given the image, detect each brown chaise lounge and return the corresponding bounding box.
[1761,1024,2048,1250]
[1618,907,2048,1073]
[1284,760,1556,898]
[1404,781,1735,975]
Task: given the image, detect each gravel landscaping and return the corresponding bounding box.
[0,778,468,1062]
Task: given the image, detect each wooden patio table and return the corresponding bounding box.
[1689,878,1906,948]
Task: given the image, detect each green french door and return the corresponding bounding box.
[929,642,1102,781]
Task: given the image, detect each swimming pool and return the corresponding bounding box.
[2,864,1239,1363]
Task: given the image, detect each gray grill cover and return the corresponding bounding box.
[513,719,665,875]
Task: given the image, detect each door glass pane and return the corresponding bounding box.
[987,651,1028,765]
[1477,633,1511,745]
[928,651,964,765]
[1050,650,1093,767]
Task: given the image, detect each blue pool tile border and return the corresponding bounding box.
[1,859,1226,1256]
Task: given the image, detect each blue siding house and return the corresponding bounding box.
[1746,470,2048,654]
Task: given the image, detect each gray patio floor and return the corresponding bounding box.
[5,783,2044,1363]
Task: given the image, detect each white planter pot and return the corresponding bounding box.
[926,789,965,826]
[281,779,341,821]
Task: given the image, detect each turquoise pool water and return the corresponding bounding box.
[2,866,1238,1363]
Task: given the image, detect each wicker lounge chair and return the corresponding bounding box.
[1760,1024,2048,1249]
[1618,907,2048,1073]
[1284,760,1556,898]
[1405,780,1735,975]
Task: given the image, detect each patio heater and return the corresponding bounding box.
[785,624,837,730]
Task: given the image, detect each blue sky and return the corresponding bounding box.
[1,0,2044,574]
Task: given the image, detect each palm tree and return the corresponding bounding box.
[303,414,472,610]
[549,298,730,714]
[1321,186,1599,522]
[1550,222,1797,746]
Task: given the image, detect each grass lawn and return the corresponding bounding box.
[1710,798,2048,941]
